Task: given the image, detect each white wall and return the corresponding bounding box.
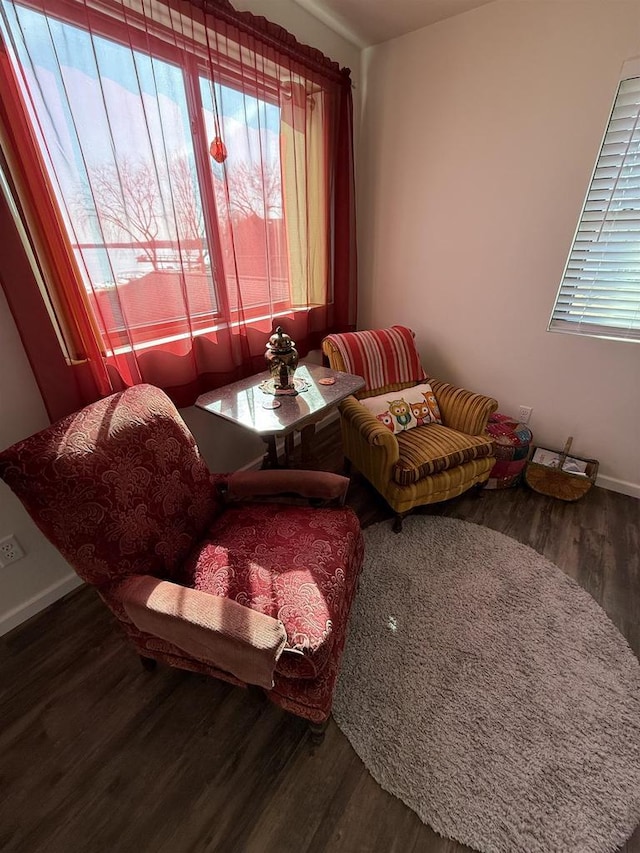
[234,0,362,144]
[0,288,83,635]
[0,0,360,635]
[358,0,640,495]
[235,0,360,85]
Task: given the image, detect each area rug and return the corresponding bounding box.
[333,516,640,853]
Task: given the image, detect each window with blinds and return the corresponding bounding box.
[549,76,640,342]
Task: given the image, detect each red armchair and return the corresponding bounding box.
[0,385,364,738]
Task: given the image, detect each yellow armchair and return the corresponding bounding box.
[322,327,498,530]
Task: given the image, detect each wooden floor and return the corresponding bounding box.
[1,420,639,853]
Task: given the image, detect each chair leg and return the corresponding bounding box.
[393,513,404,533]
[139,655,157,672]
[308,717,329,745]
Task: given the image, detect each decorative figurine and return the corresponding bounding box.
[265,326,299,392]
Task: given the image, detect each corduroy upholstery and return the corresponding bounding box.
[395,424,495,485]
[0,384,364,726]
[322,328,498,522]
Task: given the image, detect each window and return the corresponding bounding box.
[549,71,640,342]
[0,0,356,413]
[0,0,295,348]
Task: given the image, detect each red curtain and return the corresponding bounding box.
[0,0,356,417]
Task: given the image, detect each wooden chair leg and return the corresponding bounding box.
[308,717,329,745]
[393,513,404,533]
[140,655,157,672]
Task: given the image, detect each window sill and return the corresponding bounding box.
[105,305,320,357]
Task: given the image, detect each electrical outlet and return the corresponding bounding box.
[518,406,533,424]
[0,535,25,567]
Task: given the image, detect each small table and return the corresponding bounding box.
[195,363,365,468]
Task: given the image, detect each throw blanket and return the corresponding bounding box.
[324,326,426,391]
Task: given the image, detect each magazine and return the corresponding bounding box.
[561,456,588,476]
[532,448,588,476]
[532,448,561,468]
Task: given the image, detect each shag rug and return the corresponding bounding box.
[333,516,640,853]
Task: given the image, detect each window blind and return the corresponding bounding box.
[549,76,640,342]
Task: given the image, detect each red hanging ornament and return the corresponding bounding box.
[209,137,227,163]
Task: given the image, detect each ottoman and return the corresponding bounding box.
[485,413,533,489]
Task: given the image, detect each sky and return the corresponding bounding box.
[1,0,282,231]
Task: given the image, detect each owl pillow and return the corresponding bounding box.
[360,383,442,435]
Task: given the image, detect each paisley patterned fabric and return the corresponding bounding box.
[181,502,363,681]
[0,384,219,585]
[98,502,363,722]
[0,383,365,724]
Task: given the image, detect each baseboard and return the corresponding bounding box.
[0,572,84,638]
[595,475,640,500]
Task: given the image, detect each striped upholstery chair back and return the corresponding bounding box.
[323,326,426,399]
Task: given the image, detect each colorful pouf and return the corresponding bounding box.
[485,413,533,489]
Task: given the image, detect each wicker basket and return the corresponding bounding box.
[525,437,598,501]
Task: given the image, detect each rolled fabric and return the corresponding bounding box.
[225,469,349,504]
[117,575,287,689]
